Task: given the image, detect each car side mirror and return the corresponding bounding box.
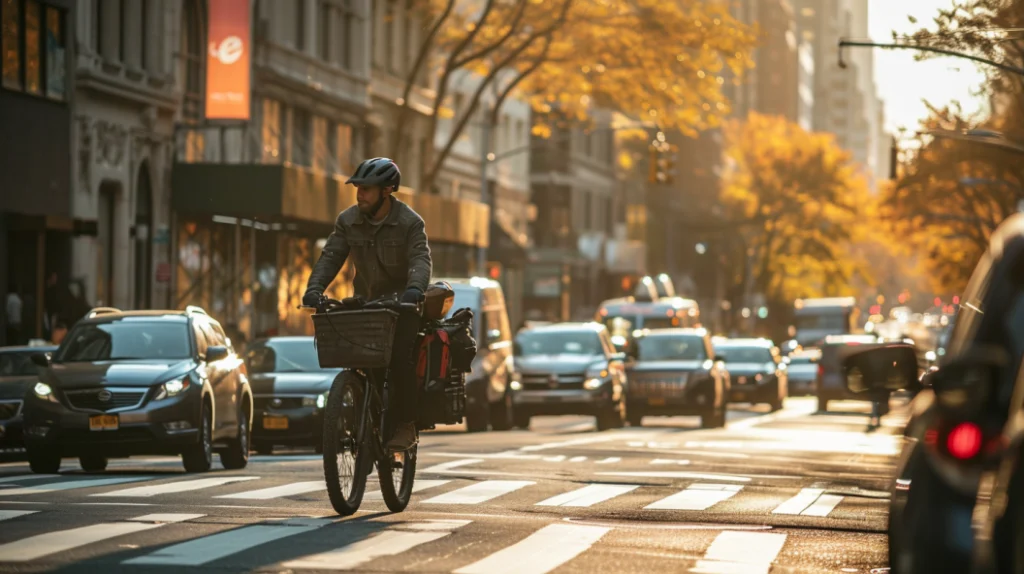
[205,346,229,362]
[31,353,50,368]
[841,343,918,394]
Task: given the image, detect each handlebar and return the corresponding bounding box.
[297,296,422,315]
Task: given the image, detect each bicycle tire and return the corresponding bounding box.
[377,445,417,513]
[322,371,371,516]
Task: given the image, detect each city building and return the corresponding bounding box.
[0,0,75,344]
[797,39,815,131]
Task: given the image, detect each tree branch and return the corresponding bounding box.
[452,0,530,69]
[488,35,553,127]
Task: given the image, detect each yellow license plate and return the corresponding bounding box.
[648,397,667,406]
[263,416,289,430]
[89,415,119,431]
[732,393,746,401]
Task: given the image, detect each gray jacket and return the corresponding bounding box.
[306,198,432,300]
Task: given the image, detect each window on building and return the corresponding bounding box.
[139,0,147,70]
[292,108,312,167]
[326,122,337,173]
[23,0,39,94]
[336,123,353,174]
[318,1,331,61]
[312,116,329,172]
[261,98,281,162]
[295,2,305,51]
[118,0,126,60]
[181,0,204,122]
[384,0,395,73]
[44,6,63,99]
[93,0,101,53]
[1,0,20,89]
[340,6,354,69]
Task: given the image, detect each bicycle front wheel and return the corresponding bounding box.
[378,446,417,513]
[322,371,371,516]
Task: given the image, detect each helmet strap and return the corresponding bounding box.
[368,190,389,218]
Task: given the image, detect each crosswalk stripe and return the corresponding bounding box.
[214,481,324,500]
[130,513,205,523]
[595,457,620,464]
[691,531,787,574]
[772,488,824,515]
[124,517,332,566]
[0,510,37,521]
[364,479,450,501]
[0,516,165,562]
[645,483,743,511]
[535,484,638,507]
[0,474,58,485]
[93,476,260,498]
[454,523,609,574]
[422,480,534,505]
[0,476,155,496]
[282,520,471,570]
[568,456,587,463]
[801,494,843,517]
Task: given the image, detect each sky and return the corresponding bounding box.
[868,0,990,135]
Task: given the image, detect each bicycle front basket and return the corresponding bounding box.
[313,308,399,369]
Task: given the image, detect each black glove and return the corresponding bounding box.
[302,290,324,308]
[401,287,424,304]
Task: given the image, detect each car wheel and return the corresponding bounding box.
[79,454,108,472]
[253,442,273,456]
[817,398,829,413]
[219,403,250,470]
[28,450,61,474]
[628,412,643,427]
[182,401,213,473]
[465,387,490,433]
[596,405,624,431]
[490,388,514,431]
[513,411,531,429]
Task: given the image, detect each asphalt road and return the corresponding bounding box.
[0,396,905,573]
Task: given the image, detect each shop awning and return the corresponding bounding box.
[172,163,489,248]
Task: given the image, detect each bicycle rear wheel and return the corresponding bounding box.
[322,371,371,516]
[377,446,417,513]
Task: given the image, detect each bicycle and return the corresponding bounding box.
[302,295,423,516]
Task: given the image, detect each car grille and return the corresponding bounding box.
[0,401,22,420]
[629,374,689,397]
[254,396,308,410]
[65,388,147,412]
[521,373,586,391]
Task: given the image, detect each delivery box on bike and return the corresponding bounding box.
[416,306,477,428]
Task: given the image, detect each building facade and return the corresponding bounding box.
[0,0,75,344]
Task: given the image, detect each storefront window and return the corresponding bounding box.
[24,1,39,94]
[44,6,63,100]
[2,0,21,90]
[261,98,281,162]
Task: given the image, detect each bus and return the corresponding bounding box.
[792,297,860,348]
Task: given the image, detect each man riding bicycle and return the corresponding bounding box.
[303,157,431,451]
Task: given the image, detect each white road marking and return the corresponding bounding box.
[93,476,260,497]
[0,476,155,496]
[282,520,470,570]
[124,518,332,566]
[422,480,534,505]
[536,484,639,507]
[772,488,825,515]
[129,513,205,523]
[691,531,788,574]
[454,523,610,574]
[430,451,543,461]
[0,509,37,521]
[596,457,621,464]
[543,455,566,462]
[519,434,647,452]
[569,456,588,463]
[0,474,58,485]
[645,484,743,511]
[802,494,844,517]
[0,516,166,561]
[597,471,752,483]
[215,481,324,500]
[650,459,691,465]
[421,459,484,473]
[365,479,451,500]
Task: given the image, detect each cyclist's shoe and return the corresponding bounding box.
[387,422,418,451]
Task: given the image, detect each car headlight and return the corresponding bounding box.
[925,350,937,362]
[586,363,610,379]
[305,393,328,409]
[154,379,190,401]
[33,382,54,399]
[584,378,605,390]
[510,380,522,391]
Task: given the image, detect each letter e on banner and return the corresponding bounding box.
[206,0,250,120]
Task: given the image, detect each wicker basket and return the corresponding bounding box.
[313,308,399,369]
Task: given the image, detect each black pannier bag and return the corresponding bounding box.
[415,307,477,429]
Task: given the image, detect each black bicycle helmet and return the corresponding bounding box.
[346,157,402,189]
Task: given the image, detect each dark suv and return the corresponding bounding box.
[22,306,253,474]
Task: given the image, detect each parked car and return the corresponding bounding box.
[841,214,1024,574]
[441,277,517,432]
[511,323,627,431]
[713,338,787,410]
[625,328,728,428]
[245,336,340,454]
[784,348,821,396]
[815,333,881,412]
[22,306,253,474]
[0,345,57,454]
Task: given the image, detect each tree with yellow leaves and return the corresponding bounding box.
[719,112,874,306]
[392,0,757,193]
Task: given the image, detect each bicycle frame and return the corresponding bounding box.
[352,369,389,461]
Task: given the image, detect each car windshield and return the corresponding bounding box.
[516,331,603,357]
[636,336,706,361]
[795,314,848,331]
[0,352,39,376]
[448,286,479,317]
[246,339,323,374]
[788,354,818,365]
[716,346,773,363]
[641,317,677,329]
[57,322,191,362]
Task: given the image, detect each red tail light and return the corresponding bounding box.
[817,364,824,378]
[946,422,983,460]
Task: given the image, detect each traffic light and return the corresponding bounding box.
[890,136,899,180]
[487,261,502,280]
[648,145,660,183]
[648,143,677,184]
